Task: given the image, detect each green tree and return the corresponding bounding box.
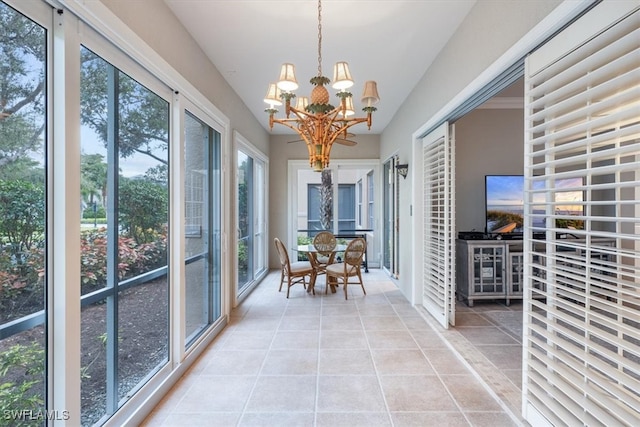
[0,4,46,182]
[145,164,168,184]
[81,153,108,207]
[80,48,169,165]
[118,178,168,244]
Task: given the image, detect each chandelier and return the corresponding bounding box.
[263,0,380,172]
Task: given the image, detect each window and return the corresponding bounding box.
[307,184,356,232]
[382,157,399,277]
[236,134,268,298]
[79,46,170,425]
[0,1,48,418]
[367,171,374,228]
[357,179,363,226]
[184,111,222,348]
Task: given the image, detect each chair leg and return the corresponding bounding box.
[286,277,291,298]
[358,271,366,295]
[310,272,316,295]
[279,270,284,292]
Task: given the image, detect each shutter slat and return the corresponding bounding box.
[523,4,640,425]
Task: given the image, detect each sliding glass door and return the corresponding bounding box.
[382,157,400,278]
[236,135,268,297]
[0,0,48,419]
[184,111,221,348]
[79,46,171,424]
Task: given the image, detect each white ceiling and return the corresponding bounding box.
[164,0,477,135]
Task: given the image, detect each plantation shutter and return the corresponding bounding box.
[421,122,456,328]
[522,2,640,426]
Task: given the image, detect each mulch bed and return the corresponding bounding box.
[1,279,168,426]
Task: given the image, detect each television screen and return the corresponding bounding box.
[485,175,584,234]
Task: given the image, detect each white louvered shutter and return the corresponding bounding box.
[422,122,456,328]
[522,2,640,426]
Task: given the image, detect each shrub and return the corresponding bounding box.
[80,227,167,292]
[0,342,45,426]
[0,246,45,322]
[118,179,168,244]
[82,205,106,219]
[0,180,45,260]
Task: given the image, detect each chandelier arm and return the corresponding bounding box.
[271,109,320,168]
[322,117,369,168]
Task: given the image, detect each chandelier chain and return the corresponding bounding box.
[265,0,378,171]
[317,0,322,77]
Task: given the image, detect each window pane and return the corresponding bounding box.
[237,151,252,291]
[184,111,221,347]
[0,2,47,420]
[338,184,356,231]
[80,46,169,424]
[367,171,374,228]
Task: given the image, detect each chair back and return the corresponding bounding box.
[274,237,290,269]
[313,231,337,256]
[344,238,366,268]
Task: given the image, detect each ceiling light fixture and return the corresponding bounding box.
[263,0,380,172]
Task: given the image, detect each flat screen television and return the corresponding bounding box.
[485,175,584,234]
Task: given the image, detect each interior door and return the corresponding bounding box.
[421,122,456,328]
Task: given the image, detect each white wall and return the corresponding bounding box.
[455,108,525,233]
[380,0,562,299]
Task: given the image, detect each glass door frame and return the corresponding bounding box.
[234,131,268,302]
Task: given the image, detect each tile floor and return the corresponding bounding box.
[142,269,526,426]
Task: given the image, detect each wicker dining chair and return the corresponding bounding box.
[311,231,337,276]
[274,237,316,298]
[325,237,367,300]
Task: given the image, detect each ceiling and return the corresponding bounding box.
[164,0,477,135]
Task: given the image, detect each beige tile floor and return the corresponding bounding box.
[143,269,526,426]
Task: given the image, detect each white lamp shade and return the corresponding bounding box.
[361,80,380,106]
[295,96,309,111]
[340,96,355,117]
[332,61,354,90]
[277,63,299,91]
[263,83,282,106]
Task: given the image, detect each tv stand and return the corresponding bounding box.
[455,238,540,306]
[456,237,615,306]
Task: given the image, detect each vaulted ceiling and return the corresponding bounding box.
[164,0,477,134]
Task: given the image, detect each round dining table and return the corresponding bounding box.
[294,244,347,293]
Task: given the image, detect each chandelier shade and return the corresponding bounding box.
[263,0,379,171]
[361,81,380,106]
[340,96,355,117]
[277,63,298,91]
[263,83,282,107]
[294,96,309,112]
[332,61,354,90]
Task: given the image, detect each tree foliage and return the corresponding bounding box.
[80,48,169,165]
[0,4,46,181]
[81,153,108,206]
[0,180,45,257]
[118,178,168,244]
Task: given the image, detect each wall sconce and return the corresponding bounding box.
[396,163,409,179]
